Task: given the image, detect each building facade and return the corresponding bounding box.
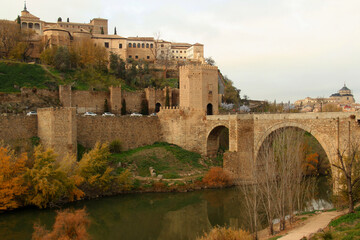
[19,4,205,63]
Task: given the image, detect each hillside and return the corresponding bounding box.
[0,61,61,92]
[111,142,220,179]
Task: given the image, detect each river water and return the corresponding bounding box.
[0,178,332,240]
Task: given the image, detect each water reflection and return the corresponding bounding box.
[0,179,332,240]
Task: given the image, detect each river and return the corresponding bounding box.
[0,177,332,240]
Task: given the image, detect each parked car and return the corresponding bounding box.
[83,112,97,116]
[130,113,142,117]
[26,111,37,116]
[149,113,157,117]
[102,112,115,117]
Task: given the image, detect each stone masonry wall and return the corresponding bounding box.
[0,115,38,143]
[37,108,77,161]
[77,116,162,150]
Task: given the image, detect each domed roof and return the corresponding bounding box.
[340,84,350,91]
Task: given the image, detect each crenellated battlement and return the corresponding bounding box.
[179,64,218,71]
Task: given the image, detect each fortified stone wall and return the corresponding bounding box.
[0,115,38,143]
[71,90,109,113]
[37,108,77,161]
[157,107,207,153]
[77,116,162,150]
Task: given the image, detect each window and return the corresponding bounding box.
[150,44,153,48]
[147,56,150,59]
[180,56,182,59]
[184,51,186,53]
[176,56,178,58]
[119,43,122,48]
[161,44,164,47]
[172,50,174,53]
[129,55,132,58]
[104,42,109,48]
[142,43,145,48]
[176,51,178,53]
[172,56,174,58]
[135,55,138,59]
[129,43,132,48]
[180,51,182,53]
[146,43,149,48]
[137,43,140,48]
[184,57,186,59]
[133,43,136,48]
[28,23,33,28]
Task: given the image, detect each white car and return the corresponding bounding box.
[26,111,37,116]
[102,112,115,117]
[83,112,97,116]
[130,113,142,117]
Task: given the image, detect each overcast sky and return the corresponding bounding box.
[1,0,360,102]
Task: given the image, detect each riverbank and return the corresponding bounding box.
[258,205,360,240]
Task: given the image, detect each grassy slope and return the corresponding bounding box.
[111,142,215,179]
[0,61,60,92]
[311,206,360,240]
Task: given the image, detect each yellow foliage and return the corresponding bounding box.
[0,147,27,210]
[117,169,134,191]
[78,142,115,193]
[25,145,83,208]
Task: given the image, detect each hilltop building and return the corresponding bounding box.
[18,4,205,63]
[294,84,358,112]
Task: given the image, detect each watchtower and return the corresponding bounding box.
[179,64,219,115]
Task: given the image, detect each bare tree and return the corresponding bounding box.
[333,138,360,213]
[0,20,21,58]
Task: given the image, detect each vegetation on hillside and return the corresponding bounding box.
[0,61,58,92]
[111,142,216,179]
[310,206,360,240]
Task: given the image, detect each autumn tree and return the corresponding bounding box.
[0,20,21,58]
[322,103,342,112]
[77,142,116,195]
[70,39,108,70]
[24,146,82,208]
[32,208,91,240]
[0,147,27,210]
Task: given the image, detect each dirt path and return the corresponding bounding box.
[279,209,347,240]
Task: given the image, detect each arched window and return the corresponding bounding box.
[129,43,132,48]
[137,43,140,48]
[155,103,161,113]
[146,43,149,48]
[34,23,40,29]
[133,43,136,48]
[28,23,33,28]
[142,43,145,48]
[207,103,213,115]
[21,22,27,28]
[150,43,153,48]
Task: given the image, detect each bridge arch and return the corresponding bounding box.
[254,122,335,179]
[206,125,229,157]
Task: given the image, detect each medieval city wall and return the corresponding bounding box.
[77,116,162,150]
[0,115,38,144]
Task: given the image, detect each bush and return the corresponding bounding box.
[202,167,232,188]
[197,226,252,240]
[109,140,122,154]
[32,208,90,240]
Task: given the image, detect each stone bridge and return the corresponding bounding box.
[159,110,360,186]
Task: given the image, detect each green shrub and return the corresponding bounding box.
[109,140,122,154]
